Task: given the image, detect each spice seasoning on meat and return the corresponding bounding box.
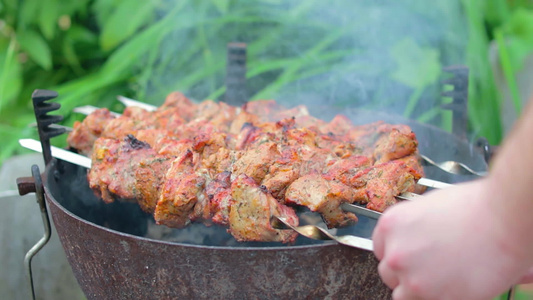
[68,91,423,243]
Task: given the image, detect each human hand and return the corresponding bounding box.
[372,179,530,300]
[519,266,533,284]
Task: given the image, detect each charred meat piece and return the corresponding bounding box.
[229,175,299,243]
[101,106,153,140]
[272,105,310,122]
[133,129,178,149]
[89,135,155,203]
[229,110,260,135]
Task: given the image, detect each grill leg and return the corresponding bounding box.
[16,165,51,300]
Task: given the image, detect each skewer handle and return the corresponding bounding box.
[31,89,66,165]
[225,42,248,106]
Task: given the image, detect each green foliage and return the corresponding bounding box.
[17,30,52,70]
[98,0,159,51]
[389,37,441,119]
[0,0,532,165]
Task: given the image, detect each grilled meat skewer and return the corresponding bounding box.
[70,92,424,242]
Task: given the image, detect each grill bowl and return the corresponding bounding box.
[38,108,487,299]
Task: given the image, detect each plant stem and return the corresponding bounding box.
[403,85,425,118]
[0,37,17,114]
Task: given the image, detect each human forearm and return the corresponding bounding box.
[485,99,533,263]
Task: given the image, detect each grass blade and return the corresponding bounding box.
[495,28,522,115]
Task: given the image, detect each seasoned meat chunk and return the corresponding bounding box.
[229,175,298,243]
[244,99,282,120]
[347,122,418,163]
[159,91,196,121]
[154,150,206,228]
[203,171,232,226]
[89,135,154,203]
[285,174,360,228]
[320,114,354,135]
[232,142,280,183]
[67,108,116,155]
[372,125,418,163]
[350,160,422,212]
[230,110,260,135]
[134,156,172,213]
[323,155,372,186]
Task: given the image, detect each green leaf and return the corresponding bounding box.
[99,0,158,51]
[66,24,98,45]
[101,2,187,76]
[389,38,441,89]
[211,0,230,14]
[56,0,91,18]
[495,29,522,114]
[91,0,122,29]
[17,30,52,70]
[500,8,533,72]
[18,0,40,29]
[0,37,22,112]
[259,0,283,4]
[62,37,83,74]
[462,0,503,144]
[38,0,59,40]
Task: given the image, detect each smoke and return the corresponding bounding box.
[141,0,468,125]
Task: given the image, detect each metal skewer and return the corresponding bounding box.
[116,95,157,112]
[341,203,382,220]
[72,105,121,117]
[420,154,487,177]
[18,138,450,194]
[19,139,92,168]
[72,97,155,116]
[341,191,424,220]
[28,123,73,132]
[270,215,374,251]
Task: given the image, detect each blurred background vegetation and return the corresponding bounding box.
[0,0,533,165]
[1,1,533,298]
